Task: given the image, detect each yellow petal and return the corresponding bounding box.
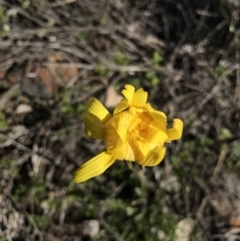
[105,112,133,147]
[145,127,168,144]
[122,85,135,101]
[122,141,136,161]
[117,111,136,129]
[114,85,148,114]
[131,140,150,161]
[113,98,130,115]
[132,88,148,107]
[74,152,115,183]
[146,103,167,123]
[128,106,145,116]
[84,113,104,139]
[84,98,112,139]
[166,119,183,141]
[113,85,135,115]
[151,119,167,133]
[110,141,135,161]
[139,146,166,166]
[86,98,112,124]
[105,111,139,159]
[104,124,127,151]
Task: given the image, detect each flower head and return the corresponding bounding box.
[74,85,183,182]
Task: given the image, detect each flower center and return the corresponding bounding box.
[127,122,148,142]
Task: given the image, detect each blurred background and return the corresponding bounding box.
[0,0,240,240]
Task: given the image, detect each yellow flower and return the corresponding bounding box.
[74,85,183,182]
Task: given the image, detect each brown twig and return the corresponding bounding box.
[210,145,229,183]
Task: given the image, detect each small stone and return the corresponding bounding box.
[16,104,33,114]
[175,218,195,241]
[83,219,100,238]
[105,86,122,108]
